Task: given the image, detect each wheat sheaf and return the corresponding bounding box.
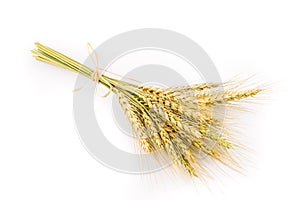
[32,43,263,178]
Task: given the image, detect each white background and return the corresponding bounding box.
[0,0,299,199]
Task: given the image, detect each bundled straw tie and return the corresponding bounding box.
[31,42,264,179]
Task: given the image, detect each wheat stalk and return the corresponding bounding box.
[31,43,263,178]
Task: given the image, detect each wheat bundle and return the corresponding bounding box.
[32,43,263,178]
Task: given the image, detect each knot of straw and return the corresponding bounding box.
[91,70,102,83]
[91,70,114,98]
[86,43,113,98]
